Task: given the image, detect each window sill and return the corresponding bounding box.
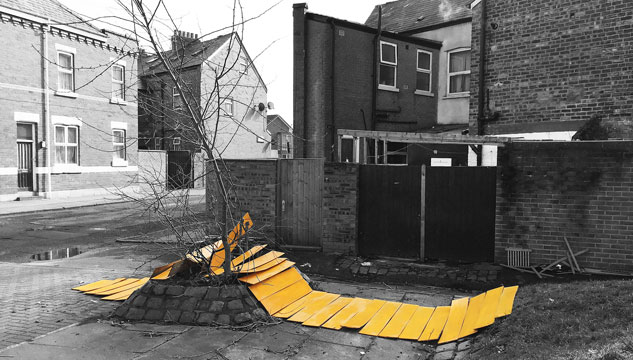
[378,84,400,93]
[54,91,78,99]
[111,159,128,167]
[414,90,435,97]
[110,98,127,105]
[444,92,470,99]
[51,165,81,174]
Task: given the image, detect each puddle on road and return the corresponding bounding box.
[31,247,82,261]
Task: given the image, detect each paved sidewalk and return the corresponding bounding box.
[0,188,205,216]
[0,275,474,360]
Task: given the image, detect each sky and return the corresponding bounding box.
[58,0,388,127]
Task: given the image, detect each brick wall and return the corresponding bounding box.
[470,0,633,136]
[206,160,278,239]
[496,141,633,271]
[322,163,359,254]
[205,159,361,254]
[0,12,138,198]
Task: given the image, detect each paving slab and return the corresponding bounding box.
[220,344,287,360]
[291,338,363,360]
[142,327,247,359]
[309,328,373,348]
[363,337,432,360]
[240,327,310,354]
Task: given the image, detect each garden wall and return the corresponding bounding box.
[496,141,633,271]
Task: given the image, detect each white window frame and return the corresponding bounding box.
[173,86,182,109]
[112,129,126,166]
[415,49,433,96]
[379,41,398,91]
[54,125,79,167]
[223,98,234,116]
[239,61,248,75]
[447,48,471,96]
[111,64,125,101]
[173,137,181,146]
[57,51,75,93]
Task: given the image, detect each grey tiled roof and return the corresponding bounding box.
[365,0,472,34]
[143,33,233,75]
[0,0,102,35]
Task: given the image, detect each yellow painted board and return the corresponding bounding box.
[151,269,171,280]
[418,306,450,342]
[84,278,140,295]
[187,213,253,264]
[322,298,372,330]
[474,286,504,329]
[359,301,402,336]
[249,268,304,301]
[212,245,268,275]
[342,299,386,329]
[260,279,312,315]
[274,291,320,318]
[92,278,149,296]
[302,297,353,327]
[101,278,149,300]
[288,292,341,323]
[399,306,435,340]
[186,245,214,263]
[458,293,486,338]
[496,286,519,317]
[151,260,178,278]
[379,304,419,338]
[438,297,470,344]
[72,278,125,292]
[238,260,296,285]
[236,251,285,273]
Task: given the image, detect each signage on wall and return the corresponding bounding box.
[431,158,452,167]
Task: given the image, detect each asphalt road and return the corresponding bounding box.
[0,199,206,263]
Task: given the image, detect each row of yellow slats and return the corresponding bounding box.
[247,265,518,344]
[72,277,150,300]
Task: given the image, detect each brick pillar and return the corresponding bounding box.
[292,3,307,158]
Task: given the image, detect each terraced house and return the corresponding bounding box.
[0,0,138,201]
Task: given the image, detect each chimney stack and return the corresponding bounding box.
[171,30,200,52]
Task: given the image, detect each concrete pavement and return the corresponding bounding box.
[0,245,475,359]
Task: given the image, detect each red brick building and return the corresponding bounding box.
[470,0,633,140]
[293,3,451,164]
[0,0,138,201]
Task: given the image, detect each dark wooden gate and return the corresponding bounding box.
[277,159,324,249]
[424,167,496,262]
[167,151,192,189]
[358,165,422,259]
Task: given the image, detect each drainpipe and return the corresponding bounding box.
[371,6,382,132]
[476,0,487,166]
[329,19,336,162]
[43,21,52,198]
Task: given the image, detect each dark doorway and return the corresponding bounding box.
[17,123,34,191]
[358,165,422,259]
[424,167,496,262]
[167,150,192,189]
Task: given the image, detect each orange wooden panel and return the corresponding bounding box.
[84,278,140,295]
[341,299,386,329]
[91,278,148,296]
[151,260,178,278]
[273,291,323,318]
[231,245,267,267]
[248,268,304,301]
[322,298,372,330]
[236,251,285,273]
[496,286,519,317]
[458,293,485,338]
[260,279,312,315]
[438,297,470,344]
[475,286,504,329]
[101,278,149,300]
[399,306,435,340]
[288,292,340,323]
[379,304,418,338]
[418,306,450,342]
[72,278,125,292]
[186,245,213,264]
[238,260,296,285]
[302,297,352,327]
[359,302,402,336]
[151,269,171,280]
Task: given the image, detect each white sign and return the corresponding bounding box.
[431,158,452,167]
